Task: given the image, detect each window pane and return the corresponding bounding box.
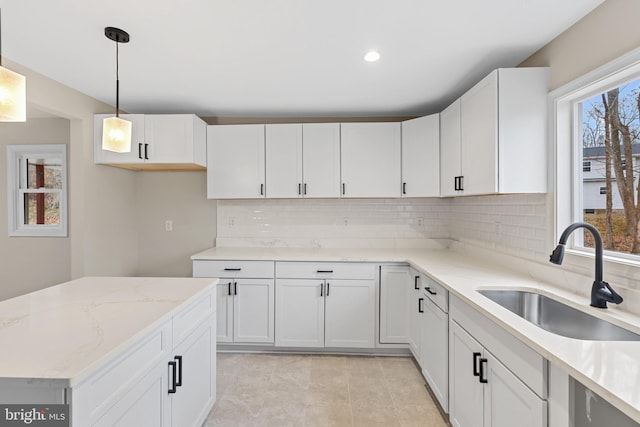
[580,78,640,254]
[23,192,60,225]
[26,158,63,189]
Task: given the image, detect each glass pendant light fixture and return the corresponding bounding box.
[0,9,26,122]
[102,26,131,153]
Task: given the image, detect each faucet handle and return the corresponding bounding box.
[591,281,624,308]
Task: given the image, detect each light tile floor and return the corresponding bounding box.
[205,353,449,427]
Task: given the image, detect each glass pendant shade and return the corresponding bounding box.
[0,65,26,122]
[102,116,132,153]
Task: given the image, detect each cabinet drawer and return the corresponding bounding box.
[173,290,215,346]
[423,276,448,313]
[193,260,274,278]
[276,262,375,279]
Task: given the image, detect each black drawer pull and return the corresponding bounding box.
[425,287,437,295]
[473,352,482,377]
[320,283,324,297]
[260,183,264,195]
[479,358,488,383]
[414,276,420,290]
[402,182,407,194]
[144,143,149,160]
[138,143,143,159]
[234,282,238,295]
[326,282,330,296]
[298,183,302,195]
[168,361,177,394]
[227,282,232,296]
[418,298,424,313]
[304,183,307,195]
[317,270,334,273]
[224,268,241,271]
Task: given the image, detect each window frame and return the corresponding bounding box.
[551,47,640,266]
[6,144,68,237]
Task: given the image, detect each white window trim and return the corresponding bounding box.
[6,144,68,237]
[550,47,640,268]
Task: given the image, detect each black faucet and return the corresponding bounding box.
[549,222,623,309]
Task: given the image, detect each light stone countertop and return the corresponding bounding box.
[0,276,217,387]
[192,246,640,423]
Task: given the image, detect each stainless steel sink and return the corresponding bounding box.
[478,290,640,341]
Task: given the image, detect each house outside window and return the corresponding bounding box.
[583,161,591,172]
[6,144,68,237]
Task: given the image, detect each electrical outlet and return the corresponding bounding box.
[343,218,349,227]
[417,217,424,228]
[165,220,173,232]
[228,217,236,227]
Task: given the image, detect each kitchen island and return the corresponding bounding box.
[0,276,217,427]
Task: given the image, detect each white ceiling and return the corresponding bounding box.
[2,0,603,118]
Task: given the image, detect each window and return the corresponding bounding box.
[553,48,640,262]
[7,144,67,237]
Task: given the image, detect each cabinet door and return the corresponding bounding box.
[440,100,461,197]
[275,279,325,347]
[421,298,449,413]
[207,124,265,199]
[93,361,169,427]
[449,320,484,427]
[408,271,421,358]
[216,282,234,343]
[483,352,546,427]
[401,115,440,197]
[265,124,303,198]
[94,114,145,164]
[171,321,216,427]
[379,265,410,344]
[302,123,341,198]
[340,122,401,198]
[324,279,375,348]
[461,71,498,196]
[233,279,275,343]
[145,114,205,166]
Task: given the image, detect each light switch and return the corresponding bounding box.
[165,220,173,232]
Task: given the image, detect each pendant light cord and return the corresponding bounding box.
[115,40,120,117]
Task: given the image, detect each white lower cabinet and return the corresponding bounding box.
[275,262,376,348]
[449,295,547,427]
[420,278,448,413]
[194,260,276,344]
[75,288,216,427]
[379,264,411,344]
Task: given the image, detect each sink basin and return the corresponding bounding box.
[478,290,640,341]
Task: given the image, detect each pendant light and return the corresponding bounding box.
[102,27,131,153]
[0,9,26,122]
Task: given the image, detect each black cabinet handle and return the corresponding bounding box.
[418,298,424,313]
[304,183,307,195]
[175,355,183,387]
[425,287,437,295]
[224,268,241,271]
[298,183,302,195]
[317,270,333,273]
[168,361,177,394]
[454,176,460,191]
[403,182,407,194]
[473,352,482,377]
[414,276,420,290]
[342,183,345,195]
[479,358,488,383]
[144,143,149,160]
[227,282,232,296]
[457,176,464,191]
[320,282,324,297]
[260,183,264,195]
[138,143,143,159]
[326,282,330,296]
[234,282,238,295]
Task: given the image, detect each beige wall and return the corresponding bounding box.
[520,0,640,89]
[0,59,139,300]
[134,171,216,277]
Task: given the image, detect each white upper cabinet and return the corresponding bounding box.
[94,114,206,170]
[440,100,462,197]
[265,123,341,198]
[401,114,440,197]
[440,68,549,196]
[302,123,341,198]
[265,124,303,198]
[207,124,266,199]
[341,122,401,198]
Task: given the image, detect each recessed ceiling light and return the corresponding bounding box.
[364,50,380,62]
